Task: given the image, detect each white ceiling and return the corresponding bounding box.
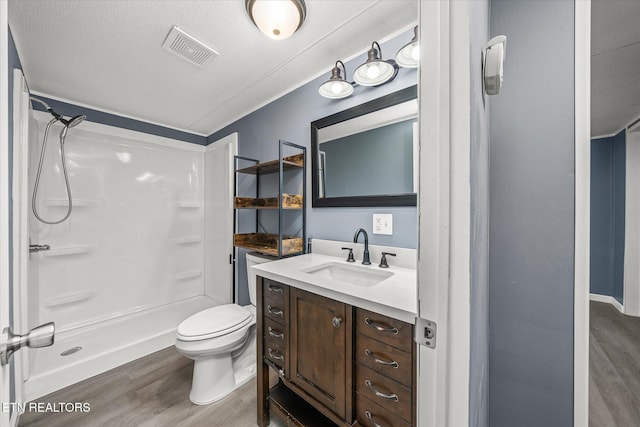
[591,0,640,137]
[8,0,418,137]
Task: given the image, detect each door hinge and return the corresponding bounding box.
[229,254,235,265]
[415,317,437,349]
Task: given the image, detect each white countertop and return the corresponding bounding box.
[251,253,417,323]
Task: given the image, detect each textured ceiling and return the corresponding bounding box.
[591,0,640,137]
[8,0,418,136]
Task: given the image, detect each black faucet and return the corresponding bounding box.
[353,228,371,265]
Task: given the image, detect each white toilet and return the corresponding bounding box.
[175,252,272,405]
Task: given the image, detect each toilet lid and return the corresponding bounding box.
[177,304,252,340]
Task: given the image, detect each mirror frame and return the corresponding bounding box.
[311,85,418,207]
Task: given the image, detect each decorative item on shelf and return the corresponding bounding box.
[353,41,398,87]
[318,60,354,99]
[396,26,419,68]
[245,0,306,40]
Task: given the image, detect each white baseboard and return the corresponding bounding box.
[590,293,624,313]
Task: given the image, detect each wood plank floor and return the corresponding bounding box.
[590,301,640,427]
[19,347,283,427]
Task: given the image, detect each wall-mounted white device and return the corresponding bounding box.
[483,35,507,95]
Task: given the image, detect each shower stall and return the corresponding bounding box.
[18,102,234,401]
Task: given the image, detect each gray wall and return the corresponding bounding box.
[489,1,575,426]
[469,1,490,426]
[208,31,418,305]
[590,130,626,303]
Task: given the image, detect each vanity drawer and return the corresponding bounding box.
[355,308,412,353]
[264,318,287,352]
[263,279,287,303]
[355,364,412,423]
[356,393,411,427]
[264,295,287,324]
[355,333,412,386]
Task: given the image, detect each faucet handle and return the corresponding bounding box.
[379,252,396,268]
[341,247,356,262]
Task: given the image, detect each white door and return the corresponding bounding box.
[205,133,238,304]
[417,2,471,426]
[1,4,13,425]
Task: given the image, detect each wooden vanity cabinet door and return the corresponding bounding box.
[289,288,351,421]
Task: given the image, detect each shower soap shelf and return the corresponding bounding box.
[43,245,95,257]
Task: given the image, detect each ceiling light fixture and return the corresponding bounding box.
[353,41,397,87]
[396,26,419,68]
[245,0,306,40]
[318,61,354,99]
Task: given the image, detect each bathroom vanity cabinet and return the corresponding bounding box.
[256,276,416,427]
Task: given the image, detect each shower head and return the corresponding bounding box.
[58,115,86,140]
[62,115,86,128]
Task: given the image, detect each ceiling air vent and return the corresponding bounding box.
[162,25,218,67]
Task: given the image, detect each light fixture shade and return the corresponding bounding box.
[353,42,397,86]
[396,27,419,68]
[245,0,306,40]
[319,61,354,99]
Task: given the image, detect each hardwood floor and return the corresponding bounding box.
[19,347,282,427]
[590,301,640,427]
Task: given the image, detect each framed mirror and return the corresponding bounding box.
[311,85,418,207]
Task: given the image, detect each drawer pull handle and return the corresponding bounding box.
[365,317,399,334]
[267,305,284,317]
[365,411,388,427]
[268,326,284,339]
[266,284,283,293]
[365,349,399,368]
[332,317,343,328]
[364,379,398,402]
[268,348,284,361]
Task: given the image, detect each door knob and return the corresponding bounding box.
[332,317,342,328]
[0,322,55,366]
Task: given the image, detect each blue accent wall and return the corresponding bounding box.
[590,130,626,303]
[208,30,418,305]
[30,96,207,145]
[489,1,575,425]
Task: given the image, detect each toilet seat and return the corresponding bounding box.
[177,304,252,342]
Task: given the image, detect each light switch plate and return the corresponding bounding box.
[373,214,393,235]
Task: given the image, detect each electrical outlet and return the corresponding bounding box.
[373,214,393,235]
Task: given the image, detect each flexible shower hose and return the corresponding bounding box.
[32,118,74,224]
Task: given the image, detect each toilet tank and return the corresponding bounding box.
[245,252,273,306]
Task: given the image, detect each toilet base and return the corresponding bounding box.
[188,334,257,405]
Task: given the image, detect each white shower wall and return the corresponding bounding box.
[29,111,209,331]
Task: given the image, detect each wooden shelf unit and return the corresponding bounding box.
[233,140,306,258]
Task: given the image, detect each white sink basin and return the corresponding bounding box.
[303,262,393,287]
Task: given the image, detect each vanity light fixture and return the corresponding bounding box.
[245,0,306,40]
[396,26,419,68]
[318,60,354,99]
[353,41,397,87]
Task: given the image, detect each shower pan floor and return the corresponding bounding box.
[24,295,221,402]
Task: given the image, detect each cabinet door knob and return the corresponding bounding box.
[332,317,342,328]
